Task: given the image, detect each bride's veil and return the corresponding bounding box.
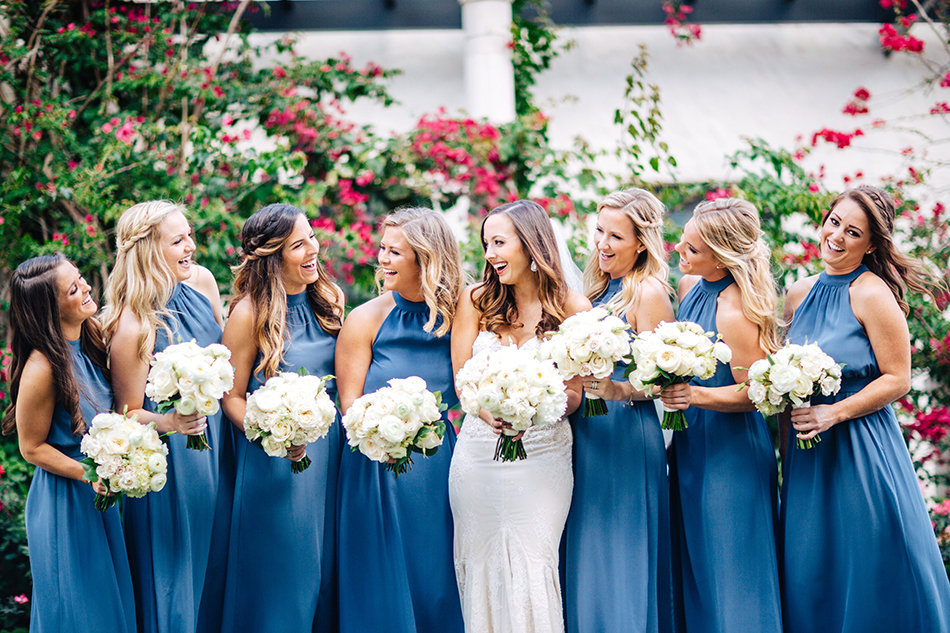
[548,218,585,294]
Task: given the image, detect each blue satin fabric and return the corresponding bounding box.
[337,292,463,633]
[781,265,950,633]
[669,274,782,633]
[220,290,342,633]
[25,338,136,632]
[563,277,674,633]
[124,282,224,633]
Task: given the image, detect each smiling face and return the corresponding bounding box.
[483,213,532,286]
[378,226,422,299]
[594,206,643,279]
[158,210,196,282]
[675,219,725,280]
[820,197,874,273]
[57,261,96,337]
[280,214,321,295]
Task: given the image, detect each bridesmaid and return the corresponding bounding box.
[564,189,674,633]
[449,200,589,633]
[220,204,345,633]
[102,201,225,633]
[336,207,464,633]
[660,198,782,633]
[2,255,135,633]
[781,186,950,633]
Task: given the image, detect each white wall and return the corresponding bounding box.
[253,22,946,193]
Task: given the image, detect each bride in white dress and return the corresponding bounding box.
[449,200,590,633]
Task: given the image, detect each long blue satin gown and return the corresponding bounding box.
[337,292,464,633]
[668,274,782,633]
[563,277,673,633]
[781,265,950,633]
[124,282,225,633]
[25,339,136,632]
[221,290,341,633]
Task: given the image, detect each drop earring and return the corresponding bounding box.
[530,260,538,272]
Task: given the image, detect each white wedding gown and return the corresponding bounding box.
[448,331,574,633]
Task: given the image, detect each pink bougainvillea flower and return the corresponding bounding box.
[14,595,28,604]
[115,120,135,144]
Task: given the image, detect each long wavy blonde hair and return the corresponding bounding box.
[584,189,670,319]
[474,200,569,337]
[231,204,345,381]
[825,186,946,316]
[376,208,463,338]
[691,197,782,354]
[101,200,185,361]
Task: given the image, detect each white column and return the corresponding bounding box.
[459,0,516,124]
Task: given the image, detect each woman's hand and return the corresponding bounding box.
[480,408,525,441]
[659,382,692,411]
[285,443,307,463]
[159,410,207,436]
[581,377,629,402]
[790,404,839,442]
[91,480,110,497]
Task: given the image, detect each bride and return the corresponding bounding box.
[449,199,589,632]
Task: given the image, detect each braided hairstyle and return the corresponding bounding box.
[230,204,344,381]
[101,201,185,361]
[823,186,947,316]
[2,255,109,436]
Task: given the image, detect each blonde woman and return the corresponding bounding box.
[781,186,950,633]
[102,201,225,633]
[335,208,464,633]
[449,200,590,633]
[219,204,345,633]
[659,198,782,633]
[564,189,674,633]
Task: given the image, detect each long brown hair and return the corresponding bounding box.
[376,208,463,337]
[474,199,569,337]
[2,255,110,436]
[824,186,946,316]
[230,204,344,381]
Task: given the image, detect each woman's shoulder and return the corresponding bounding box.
[784,274,821,318]
[676,274,701,301]
[850,269,898,313]
[564,288,592,314]
[343,292,394,328]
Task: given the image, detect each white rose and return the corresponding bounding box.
[587,355,612,378]
[358,437,389,463]
[748,380,768,404]
[268,418,293,442]
[820,374,840,396]
[103,433,131,455]
[261,436,287,457]
[767,386,786,406]
[378,415,407,444]
[656,346,684,375]
[792,376,813,399]
[416,426,443,451]
[175,394,198,415]
[770,365,803,393]
[598,334,618,358]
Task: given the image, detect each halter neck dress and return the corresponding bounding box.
[781,265,950,633]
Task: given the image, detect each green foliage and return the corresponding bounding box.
[0,436,32,633]
[510,0,571,117]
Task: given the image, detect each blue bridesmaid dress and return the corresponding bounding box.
[25,339,136,632]
[668,274,782,633]
[781,265,950,633]
[124,282,225,633]
[563,277,674,633]
[337,292,464,633]
[221,290,341,633]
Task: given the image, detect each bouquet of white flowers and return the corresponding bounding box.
[80,411,168,511]
[625,320,733,431]
[341,376,447,477]
[146,340,234,451]
[539,307,632,418]
[456,344,568,461]
[738,342,843,449]
[244,371,338,473]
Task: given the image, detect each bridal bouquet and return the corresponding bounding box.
[80,411,168,511]
[244,371,338,473]
[625,320,732,431]
[738,342,843,449]
[456,345,567,461]
[539,307,632,418]
[146,340,234,451]
[341,376,447,477]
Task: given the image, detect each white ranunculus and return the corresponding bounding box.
[748,359,771,382]
[378,415,406,444]
[149,473,167,492]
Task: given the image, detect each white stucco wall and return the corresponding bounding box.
[252,21,947,194]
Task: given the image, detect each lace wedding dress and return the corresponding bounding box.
[448,331,574,633]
